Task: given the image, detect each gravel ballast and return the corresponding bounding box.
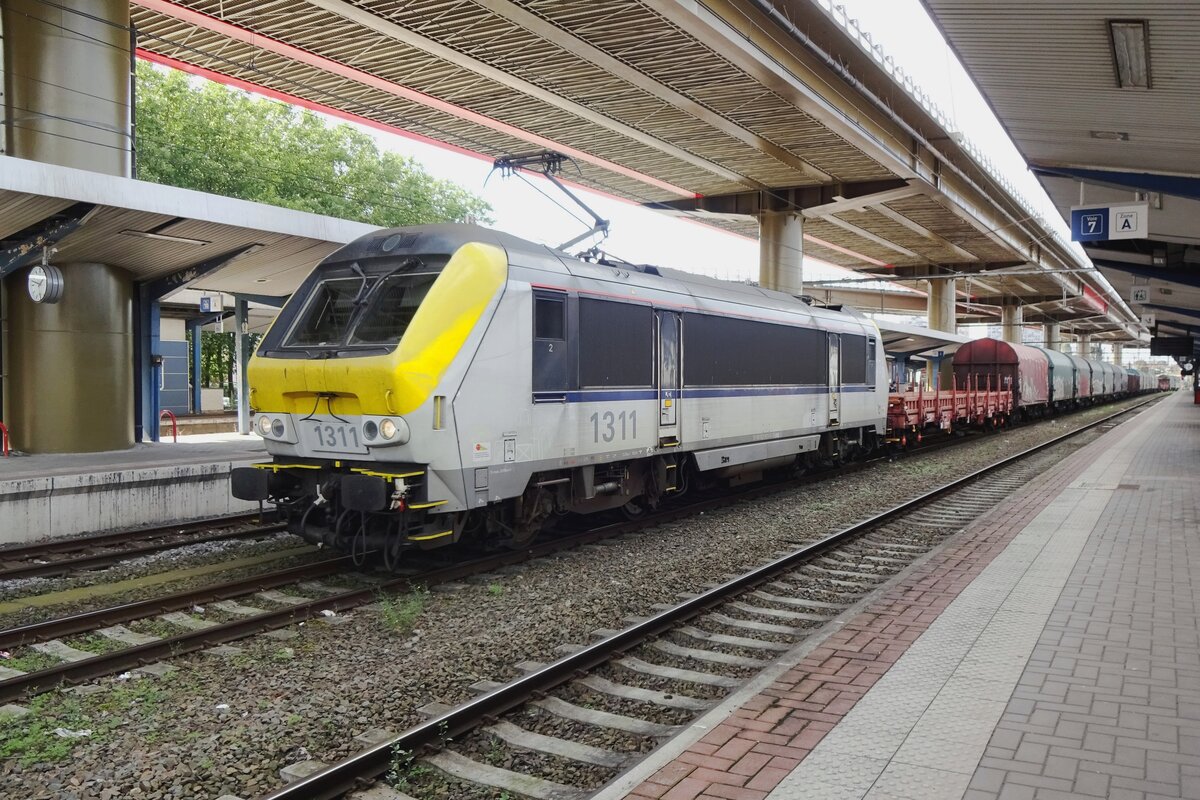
[0,398,1157,799]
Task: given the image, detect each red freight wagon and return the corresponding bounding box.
[952,339,1050,408]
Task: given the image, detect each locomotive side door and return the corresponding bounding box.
[657,310,681,445]
[828,333,841,426]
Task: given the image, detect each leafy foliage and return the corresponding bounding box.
[188,329,260,398]
[134,62,492,228]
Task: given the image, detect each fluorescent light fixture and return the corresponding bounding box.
[1089,130,1130,141]
[1109,20,1150,89]
[119,229,211,246]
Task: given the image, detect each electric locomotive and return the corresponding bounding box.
[232,224,888,566]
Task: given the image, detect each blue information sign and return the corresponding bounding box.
[1071,202,1148,242]
[1071,207,1107,241]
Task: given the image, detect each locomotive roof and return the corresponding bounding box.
[333,223,868,329]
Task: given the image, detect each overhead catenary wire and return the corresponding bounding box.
[16,0,1129,326]
[26,0,1038,257]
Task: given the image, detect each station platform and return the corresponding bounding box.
[601,391,1198,800]
[0,435,264,545]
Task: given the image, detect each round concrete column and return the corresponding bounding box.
[1112,343,1123,365]
[926,278,957,333]
[1079,333,1092,357]
[1,0,134,452]
[1043,323,1061,351]
[6,264,134,452]
[2,0,132,174]
[759,211,803,296]
[1000,303,1024,344]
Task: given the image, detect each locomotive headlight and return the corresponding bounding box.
[363,416,409,447]
[271,419,285,438]
[255,416,272,437]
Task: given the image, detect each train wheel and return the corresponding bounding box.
[621,497,650,520]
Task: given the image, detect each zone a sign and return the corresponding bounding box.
[1071,202,1149,242]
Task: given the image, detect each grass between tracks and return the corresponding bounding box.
[375,587,430,634]
[0,677,170,766]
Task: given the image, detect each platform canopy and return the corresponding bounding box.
[924,0,1200,355]
[125,0,1143,337]
[874,319,971,361]
[0,155,374,298]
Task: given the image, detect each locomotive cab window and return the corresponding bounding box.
[841,333,868,384]
[285,278,360,347]
[277,259,445,352]
[866,337,877,387]
[533,291,576,394]
[535,296,565,340]
[350,272,439,345]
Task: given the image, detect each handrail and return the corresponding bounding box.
[159,410,178,444]
[0,421,8,457]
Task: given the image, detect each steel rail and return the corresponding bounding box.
[0,512,267,561]
[0,556,352,651]
[0,397,1157,706]
[0,523,287,581]
[0,496,763,703]
[264,395,1160,800]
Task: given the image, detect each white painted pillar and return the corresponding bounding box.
[1043,323,1061,351]
[759,211,803,296]
[1001,303,1024,344]
[926,278,957,333]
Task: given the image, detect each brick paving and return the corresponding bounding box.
[611,395,1192,800]
[964,399,1200,800]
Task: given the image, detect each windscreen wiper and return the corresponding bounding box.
[354,256,423,307]
[349,262,371,307]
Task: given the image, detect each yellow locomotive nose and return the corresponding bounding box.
[249,241,508,420]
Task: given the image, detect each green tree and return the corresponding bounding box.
[134,62,491,227]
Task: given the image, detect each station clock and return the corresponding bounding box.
[27,264,65,304]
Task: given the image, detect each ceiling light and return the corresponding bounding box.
[1109,20,1150,89]
[119,229,211,246]
[1089,130,1130,141]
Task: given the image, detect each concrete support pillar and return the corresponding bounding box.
[235,298,250,435]
[7,264,134,452]
[1,0,133,452]
[758,211,803,296]
[1079,334,1092,358]
[1001,303,1024,344]
[2,0,132,173]
[1043,323,1061,352]
[926,278,957,333]
[1112,343,1123,365]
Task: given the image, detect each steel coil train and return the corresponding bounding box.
[231,224,1163,564]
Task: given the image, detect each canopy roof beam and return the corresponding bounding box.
[299,0,764,190]
[0,202,97,279]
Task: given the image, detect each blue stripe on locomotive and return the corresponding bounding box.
[535,385,875,403]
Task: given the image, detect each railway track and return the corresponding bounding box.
[0,513,285,581]
[0,397,1155,715]
[258,395,1159,800]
